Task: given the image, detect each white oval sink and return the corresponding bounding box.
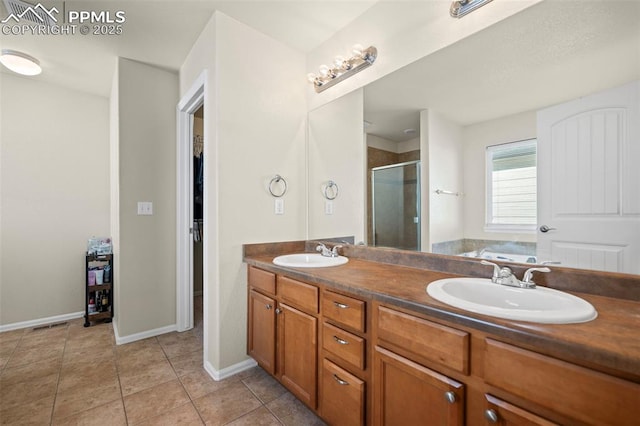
[273,253,348,268]
[426,278,597,324]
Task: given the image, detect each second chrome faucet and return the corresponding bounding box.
[481,260,550,289]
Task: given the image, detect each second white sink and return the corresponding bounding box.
[426,277,597,324]
[273,253,348,268]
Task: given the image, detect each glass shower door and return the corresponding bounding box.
[371,161,421,251]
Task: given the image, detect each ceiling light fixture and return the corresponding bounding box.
[0,49,42,76]
[450,0,493,18]
[307,44,377,93]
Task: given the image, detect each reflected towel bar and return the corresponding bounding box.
[435,189,463,196]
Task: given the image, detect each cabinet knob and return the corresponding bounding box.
[333,374,349,386]
[275,308,282,315]
[333,301,349,309]
[265,304,272,310]
[444,391,456,404]
[484,409,499,423]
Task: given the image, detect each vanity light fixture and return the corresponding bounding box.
[450,0,493,18]
[307,44,377,93]
[0,49,42,76]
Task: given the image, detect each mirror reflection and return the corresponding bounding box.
[360,1,640,274]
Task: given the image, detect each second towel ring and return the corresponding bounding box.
[269,175,288,198]
[323,180,339,200]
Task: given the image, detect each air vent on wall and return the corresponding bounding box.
[2,0,57,27]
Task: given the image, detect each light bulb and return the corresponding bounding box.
[318,64,330,77]
[307,73,317,83]
[351,44,364,58]
[334,56,345,68]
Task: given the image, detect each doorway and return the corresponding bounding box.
[177,72,207,335]
[192,105,204,333]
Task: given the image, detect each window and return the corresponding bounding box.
[485,139,537,232]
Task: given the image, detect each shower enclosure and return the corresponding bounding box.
[371,160,421,251]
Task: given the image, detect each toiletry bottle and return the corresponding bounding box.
[101,291,109,312]
[88,298,96,314]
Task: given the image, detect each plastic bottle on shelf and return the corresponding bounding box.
[88,298,96,314]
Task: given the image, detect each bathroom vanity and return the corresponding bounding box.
[244,241,640,425]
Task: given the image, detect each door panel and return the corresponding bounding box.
[537,81,640,273]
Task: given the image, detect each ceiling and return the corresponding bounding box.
[364,0,640,142]
[0,0,377,97]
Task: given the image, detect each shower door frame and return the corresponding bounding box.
[371,160,421,251]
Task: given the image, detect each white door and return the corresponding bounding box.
[537,81,640,274]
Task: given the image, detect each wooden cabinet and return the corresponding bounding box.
[373,346,464,426]
[84,254,114,327]
[278,302,318,408]
[247,267,319,409]
[248,289,276,375]
[484,339,640,425]
[322,358,365,426]
[247,265,639,426]
[483,395,558,426]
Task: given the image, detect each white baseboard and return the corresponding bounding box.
[204,358,257,381]
[113,320,177,345]
[0,311,84,333]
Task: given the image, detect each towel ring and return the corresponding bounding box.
[269,175,287,198]
[323,180,339,200]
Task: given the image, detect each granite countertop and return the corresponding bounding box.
[245,252,640,383]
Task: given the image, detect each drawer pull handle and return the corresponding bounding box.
[333,335,349,345]
[333,301,349,309]
[484,409,499,423]
[266,304,272,310]
[333,374,349,386]
[444,391,456,404]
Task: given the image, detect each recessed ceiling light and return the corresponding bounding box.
[0,49,42,76]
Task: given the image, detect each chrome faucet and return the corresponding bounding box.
[481,260,550,289]
[316,243,342,258]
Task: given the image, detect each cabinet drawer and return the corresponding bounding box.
[485,339,640,425]
[321,359,365,426]
[322,291,366,332]
[376,305,469,374]
[323,322,365,370]
[484,394,558,426]
[248,266,276,295]
[277,276,318,314]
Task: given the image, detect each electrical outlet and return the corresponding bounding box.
[275,198,284,215]
[137,202,153,215]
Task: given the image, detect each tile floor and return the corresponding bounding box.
[0,297,325,425]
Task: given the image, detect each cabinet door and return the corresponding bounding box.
[373,346,464,426]
[321,359,365,426]
[278,303,318,409]
[248,290,276,375]
[484,395,558,426]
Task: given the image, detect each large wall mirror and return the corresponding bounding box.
[309,0,640,275]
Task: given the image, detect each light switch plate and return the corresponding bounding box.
[274,198,284,215]
[325,200,334,215]
[137,202,153,215]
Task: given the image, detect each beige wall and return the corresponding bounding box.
[308,89,365,243]
[422,110,464,250]
[113,58,178,338]
[0,74,110,325]
[462,110,537,243]
[180,12,307,371]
